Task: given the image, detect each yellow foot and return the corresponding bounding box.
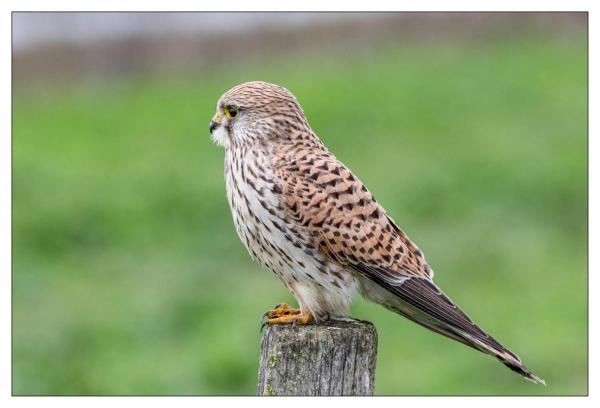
[261,303,313,331]
[266,303,301,319]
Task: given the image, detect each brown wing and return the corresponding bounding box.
[272,147,545,384]
[273,146,432,281]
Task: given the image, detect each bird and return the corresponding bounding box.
[209,81,544,385]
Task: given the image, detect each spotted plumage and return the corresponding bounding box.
[209,81,543,384]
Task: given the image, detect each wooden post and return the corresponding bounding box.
[257,319,378,396]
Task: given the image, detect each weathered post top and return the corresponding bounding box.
[257,319,378,396]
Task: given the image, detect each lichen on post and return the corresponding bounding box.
[257,319,378,396]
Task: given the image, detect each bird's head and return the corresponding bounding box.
[209,81,311,149]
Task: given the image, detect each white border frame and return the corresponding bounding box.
[2,2,595,407]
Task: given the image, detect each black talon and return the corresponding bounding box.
[260,312,272,333]
[260,314,267,331]
[260,320,269,333]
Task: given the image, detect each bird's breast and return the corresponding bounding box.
[224,148,306,273]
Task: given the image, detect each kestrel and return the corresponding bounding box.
[209,81,544,384]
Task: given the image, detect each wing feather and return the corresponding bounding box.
[273,147,432,280]
[272,146,544,384]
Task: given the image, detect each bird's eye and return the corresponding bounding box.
[225,105,239,119]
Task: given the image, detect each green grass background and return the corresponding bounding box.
[13,34,587,395]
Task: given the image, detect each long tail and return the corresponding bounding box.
[358,274,545,385]
[442,321,546,385]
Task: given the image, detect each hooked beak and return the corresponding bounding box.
[209,112,222,134]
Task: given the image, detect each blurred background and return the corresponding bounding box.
[12,12,587,395]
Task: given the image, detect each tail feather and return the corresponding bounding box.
[357,274,545,384]
[502,358,546,385]
[396,304,545,385]
[459,330,546,385]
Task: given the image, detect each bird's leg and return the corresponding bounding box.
[261,303,313,330]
